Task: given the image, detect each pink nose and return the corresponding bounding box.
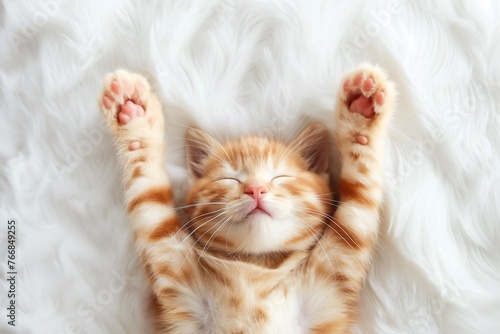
[244,185,268,201]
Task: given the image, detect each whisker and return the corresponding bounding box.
[185,137,230,166]
[197,216,233,267]
[171,206,229,241]
[164,202,228,214]
[300,207,361,250]
[294,217,338,272]
[274,117,309,163]
[224,218,236,252]
[277,123,331,166]
[168,201,239,253]
[162,202,231,241]
[315,197,366,212]
[174,210,232,277]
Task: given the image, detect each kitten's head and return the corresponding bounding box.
[184,123,332,254]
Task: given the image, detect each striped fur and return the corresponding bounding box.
[99,64,394,333]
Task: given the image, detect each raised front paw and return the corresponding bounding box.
[336,64,395,145]
[99,70,164,151]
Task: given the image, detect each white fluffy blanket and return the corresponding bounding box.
[1,0,499,333]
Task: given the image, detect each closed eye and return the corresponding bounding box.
[271,175,293,182]
[216,177,241,184]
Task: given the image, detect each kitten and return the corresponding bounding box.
[100,64,394,333]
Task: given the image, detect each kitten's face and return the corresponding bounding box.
[184,124,331,254]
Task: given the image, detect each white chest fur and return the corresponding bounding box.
[173,269,344,334]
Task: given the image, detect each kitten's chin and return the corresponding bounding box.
[241,213,273,227]
[230,216,300,253]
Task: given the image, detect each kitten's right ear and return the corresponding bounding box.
[185,127,215,179]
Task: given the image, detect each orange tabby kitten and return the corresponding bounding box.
[100,64,394,333]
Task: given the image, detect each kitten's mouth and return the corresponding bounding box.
[247,204,271,217]
[250,208,269,215]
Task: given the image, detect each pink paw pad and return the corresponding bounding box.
[103,96,112,109]
[363,78,373,92]
[111,80,120,94]
[356,135,368,145]
[342,69,389,146]
[102,77,148,151]
[353,73,363,86]
[374,92,385,105]
[118,100,145,125]
[344,74,385,119]
[129,141,142,151]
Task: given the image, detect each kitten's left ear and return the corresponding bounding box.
[292,122,330,174]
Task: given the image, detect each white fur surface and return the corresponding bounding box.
[1,0,500,333]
